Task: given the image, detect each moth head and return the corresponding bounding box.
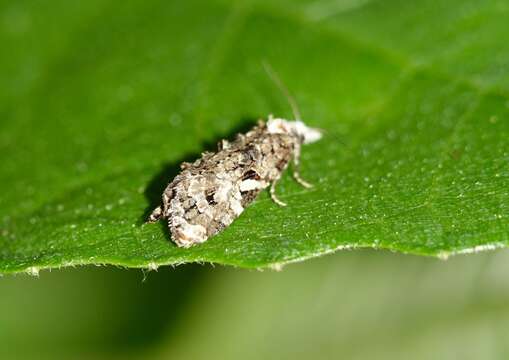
[266,116,322,144]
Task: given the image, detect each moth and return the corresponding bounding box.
[148,65,322,247]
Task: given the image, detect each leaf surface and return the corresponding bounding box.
[1,0,508,273]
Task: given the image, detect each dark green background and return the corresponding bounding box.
[2,250,509,359]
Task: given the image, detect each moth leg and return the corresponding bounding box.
[270,179,287,207]
[147,205,163,223]
[292,142,313,188]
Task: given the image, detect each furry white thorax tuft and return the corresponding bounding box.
[266,116,322,144]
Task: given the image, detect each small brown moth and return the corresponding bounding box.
[148,65,322,247]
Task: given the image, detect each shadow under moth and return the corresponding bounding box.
[147,65,322,247]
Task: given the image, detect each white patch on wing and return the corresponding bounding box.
[214,181,233,203]
[239,179,265,192]
[176,221,207,246]
[230,198,244,216]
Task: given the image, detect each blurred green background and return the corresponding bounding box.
[2,250,509,359]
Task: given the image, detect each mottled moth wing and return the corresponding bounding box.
[150,121,296,247]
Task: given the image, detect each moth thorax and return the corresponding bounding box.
[266,117,322,144]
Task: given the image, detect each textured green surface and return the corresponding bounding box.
[0,0,508,274]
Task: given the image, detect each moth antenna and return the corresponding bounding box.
[262,60,302,121]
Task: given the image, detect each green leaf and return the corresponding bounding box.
[1,0,508,274]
